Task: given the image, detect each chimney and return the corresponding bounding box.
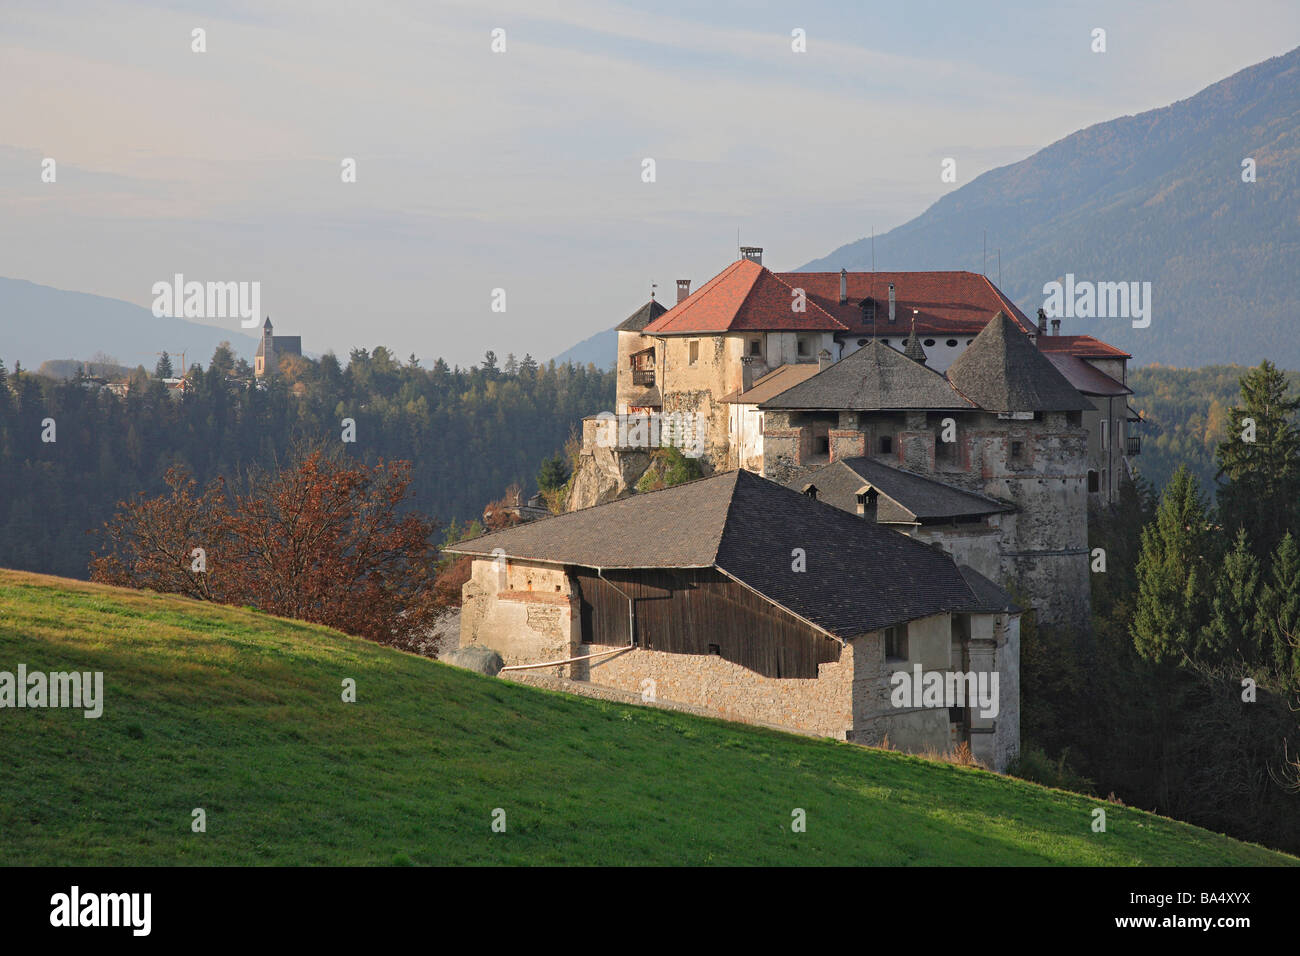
[839,268,848,304]
[818,348,833,371]
[1037,307,1048,336]
[740,246,763,265]
[888,283,896,323]
[740,355,757,392]
[1051,318,1061,336]
[676,279,691,304]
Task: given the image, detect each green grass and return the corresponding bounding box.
[0,569,1292,866]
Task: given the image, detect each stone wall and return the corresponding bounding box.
[459,558,578,666]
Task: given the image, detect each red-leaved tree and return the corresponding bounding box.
[91,449,440,648]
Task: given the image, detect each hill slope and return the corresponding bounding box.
[799,46,1300,369]
[0,570,1290,866]
[0,276,258,371]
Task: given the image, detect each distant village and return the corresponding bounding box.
[57,316,301,397]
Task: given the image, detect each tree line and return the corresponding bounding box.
[0,345,614,579]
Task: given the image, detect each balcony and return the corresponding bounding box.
[1126,435,1141,456]
[632,368,656,387]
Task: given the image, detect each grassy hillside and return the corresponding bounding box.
[0,569,1291,866]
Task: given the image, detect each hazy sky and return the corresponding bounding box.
[3,0,1298,367]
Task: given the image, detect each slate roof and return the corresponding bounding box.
[1044,353,1131,397]
[718,363,822,404]
[642,259,849,335]
[946,312,1093,413]
[617,299,667,332]
[446,469,994,638]
[759,339,974,411]
[774,270,1037,336]
[957,565,1021,614]
[792,458,1014,523]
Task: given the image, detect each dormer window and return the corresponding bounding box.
[862,297,876,321]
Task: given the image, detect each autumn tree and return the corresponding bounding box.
[89,467,228,601]
[91,449,440,648]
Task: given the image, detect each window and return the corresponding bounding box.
[688,340,699,366]
[797,337,811,357]
[862,297,875,321]
[749,338,763,357]
[707,643,721,656]
[1010,440,1024,461]
[857,338,869,347]
[946,339,958,347]
[1100,418,1109,450]
[879,435,893,454]
[814,435,829,456]
[948,706,966,724]
[1087,469,1100,493]
[885,625,908,661]
[881,339,891,346]
[924,339,936,347]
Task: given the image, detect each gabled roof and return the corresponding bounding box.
[792,458,1014,523]
[1044,353,1131,397]
[446,469,990,638]
[719,363,822,404]
[774,271,1036,336]
[946,312,1093,413]
[1036,334,1131,359]
[617,299,668,332]
[642,258,849,335]
[759,339,974,411]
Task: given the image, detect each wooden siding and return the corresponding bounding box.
[572,567,840,679]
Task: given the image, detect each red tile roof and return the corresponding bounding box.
[774,271,1036,336]
[643,259,849,335]
[1036,335,1131,359]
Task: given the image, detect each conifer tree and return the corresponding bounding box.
[1259,532,1300,689]
[1215,360,1300,558]
[1133,466,1214,665]
[1201,527,1263,664]
[154,351,173,379]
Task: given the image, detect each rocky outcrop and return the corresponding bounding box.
[566,445,650,511]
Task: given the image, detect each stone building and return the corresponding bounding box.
[567,250,1140,632]
[450,469,1021,771]
[254,317,302,379]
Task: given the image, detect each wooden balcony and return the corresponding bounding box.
[632,368,656,387]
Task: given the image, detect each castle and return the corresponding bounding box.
[450,249,1139,769]
[575,247,1138,628]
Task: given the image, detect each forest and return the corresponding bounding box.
[0,345,613,579]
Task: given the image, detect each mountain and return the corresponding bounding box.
[552,325,616,369]
[0,276,258,372]
[2,567,1290,865]
[799,46,1300,369]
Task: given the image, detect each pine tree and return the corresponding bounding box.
[1200,527,1263,664]
[536,452,570,492]
[154,351,174,379]
[1133,466,1214,665]
[1259,532,1300,689]
[1215,360,1300,558]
